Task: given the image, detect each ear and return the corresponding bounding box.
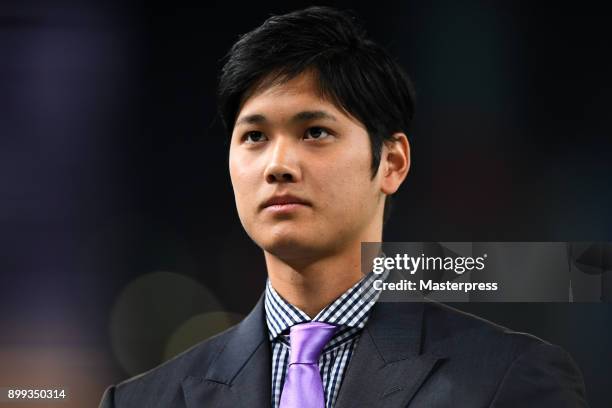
[380,132,410,195]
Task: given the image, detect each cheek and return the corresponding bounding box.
[315,151,373,215]
[229,153,257,194]
[229,166,253,220]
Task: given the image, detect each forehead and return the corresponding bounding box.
[240,72,326,109]
[235,71,361,127]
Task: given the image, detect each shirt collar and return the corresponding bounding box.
[264,268,389,341]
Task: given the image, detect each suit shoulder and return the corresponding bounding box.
[407,302,587,406]
[110,323,238,405]
[422,300,551,356]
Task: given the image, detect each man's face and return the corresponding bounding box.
[228,72,386,262]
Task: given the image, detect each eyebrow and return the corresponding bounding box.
[234,110,337,127]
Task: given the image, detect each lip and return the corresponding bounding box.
[260,194,311,211]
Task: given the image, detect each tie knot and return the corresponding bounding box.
[288,322,338,365]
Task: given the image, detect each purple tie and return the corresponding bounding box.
[279,322,338,408]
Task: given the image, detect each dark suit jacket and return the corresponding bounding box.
[99,295,588,407]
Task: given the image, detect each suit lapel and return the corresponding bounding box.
[335,301,447,408]
[181,295,271,408]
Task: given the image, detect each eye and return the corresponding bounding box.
[243,131,267,144]
[304,127,332,140]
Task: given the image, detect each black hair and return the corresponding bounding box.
[218,6,415,225]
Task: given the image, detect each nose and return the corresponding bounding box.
[263,137,301,184]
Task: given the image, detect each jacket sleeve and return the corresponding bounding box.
[98,385,116,408]
[490,343,589,408]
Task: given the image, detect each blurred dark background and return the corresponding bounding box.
[1,0,611,406]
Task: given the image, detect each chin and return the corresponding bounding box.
[259,233,324,261]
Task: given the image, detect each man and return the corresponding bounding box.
[100,6,588,407]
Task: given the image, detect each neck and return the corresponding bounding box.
[265,227,383,318]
